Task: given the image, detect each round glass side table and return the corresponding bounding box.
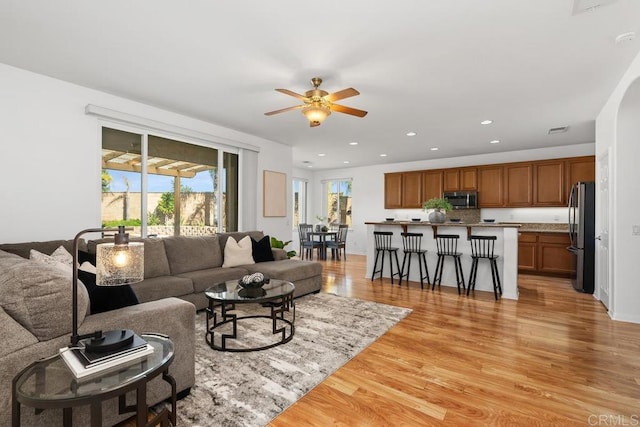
[12,333,176,427]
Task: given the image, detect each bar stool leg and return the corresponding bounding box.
[399,252,408,286]
[393,250,401,285]
[432,255,443,290]
[417,253,424,289]
[421,253,431,286]
[381,251,387,282]
[490,258,502,300]
[371,249,381,281]
[453,256,462,295]
[467,258,478,296]
[456,256,466,293]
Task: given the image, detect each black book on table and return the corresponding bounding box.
[74,333,148,368]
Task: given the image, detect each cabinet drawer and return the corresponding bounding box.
[538,234,569,244]
[518,233,537,243]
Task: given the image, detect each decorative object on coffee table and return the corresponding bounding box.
[422,197,453,224]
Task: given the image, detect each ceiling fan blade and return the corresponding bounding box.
[324,88,360,102]
[331,103,368,117]
[264,105,304,116]
[275,88,308,101]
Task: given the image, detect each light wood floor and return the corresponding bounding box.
[268,255,640,426]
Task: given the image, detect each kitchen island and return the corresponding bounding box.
[365,221,521,299]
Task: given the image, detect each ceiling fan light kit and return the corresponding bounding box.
[265,77,367,127]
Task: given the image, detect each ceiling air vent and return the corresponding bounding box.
[572,0,617,15]
[548,126,569,135]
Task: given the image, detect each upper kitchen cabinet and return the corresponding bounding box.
[443,167,477,191]
[533,160,565,206]
[402,171,424,208]
[566,156,596,195]
[504,163,533,206]
[478,165,504,207]
[384,172,403,209]
[422,170,444,202]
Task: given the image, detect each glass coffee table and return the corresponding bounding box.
[12,333,176,427]
[205,279,295,352]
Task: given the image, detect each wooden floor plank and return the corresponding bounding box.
[269,255,640,426]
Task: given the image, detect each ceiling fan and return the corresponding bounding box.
[264,77,368,127]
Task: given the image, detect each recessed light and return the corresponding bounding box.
[380,154,387,157]
[318,153,326,157]
[406,131,417,137]
[489,140,500,144]
[430,147,439,151]
[348,142,358,146]
[343,161,350,164]
[481,120,493,125]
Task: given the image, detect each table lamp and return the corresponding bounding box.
[71,226,144,353]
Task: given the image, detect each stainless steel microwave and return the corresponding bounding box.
[443,191,478,209]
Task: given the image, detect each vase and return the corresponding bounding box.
[428,209,446,224]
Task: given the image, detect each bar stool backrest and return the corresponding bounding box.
[470,235,497,258]
[400,232,424,252]
[373,231,394,250]
[435,234,460,255]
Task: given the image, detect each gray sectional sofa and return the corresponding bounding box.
[0,230,322,426]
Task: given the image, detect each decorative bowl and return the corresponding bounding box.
[483,219,496,223]
[449,218,462,223]
[238,280,265,289]
[385,218,395,222]
[411,218,421,222]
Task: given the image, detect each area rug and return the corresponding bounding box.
[173,292,412,427]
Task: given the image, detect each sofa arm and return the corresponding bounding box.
[79,298,196,393]
[272,248,288,260]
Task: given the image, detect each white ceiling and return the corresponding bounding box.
[1,0,639,170]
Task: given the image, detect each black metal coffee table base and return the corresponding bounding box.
[205,293,295,352]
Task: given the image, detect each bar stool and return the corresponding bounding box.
[399,232,431,289]
[432,234,466,294]
[467,235,502,300]
[371,231,401,284]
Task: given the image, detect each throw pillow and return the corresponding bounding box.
[222,236,255,268]
[251,235,274,263]
[30,247,73,275]
[78,269,139,314]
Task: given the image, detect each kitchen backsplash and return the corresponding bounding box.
[390,207,569,224]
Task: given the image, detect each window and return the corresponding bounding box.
[101,127,239,236]
[323,179,352,227]
[292,178,308,227]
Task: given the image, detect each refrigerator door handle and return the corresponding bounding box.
[568,185,575,247]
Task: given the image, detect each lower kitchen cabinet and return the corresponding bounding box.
[518,232,573,277]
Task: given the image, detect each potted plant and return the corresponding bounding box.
[422,198,453,223]
[270,236,297,258]
[315,215,329,232]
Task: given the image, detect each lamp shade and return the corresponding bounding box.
[302,104,331,125]
[96,242,144,286]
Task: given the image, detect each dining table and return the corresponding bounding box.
[308,231,337,260]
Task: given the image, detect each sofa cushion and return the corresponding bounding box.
[0,239,84,259]
[0,251,89,341]
[78,270,139,314]
[163,236,223,274]
[0,307,38,359]
[252,235,275,263]
[222,236,254,268]
[129,276,194,303]
[243,259,323,283]
[142,238,171,278]
[177,267,250,293]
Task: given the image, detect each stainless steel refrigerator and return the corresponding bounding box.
[567,181,595,294]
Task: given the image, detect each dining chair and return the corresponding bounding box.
[298,224,321,260]
[326,224,348,260]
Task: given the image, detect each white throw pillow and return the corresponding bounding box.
[222,236,255,268]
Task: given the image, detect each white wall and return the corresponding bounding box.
[596,50,640,323]
[310,143,595,256]
[0,63,293,243]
